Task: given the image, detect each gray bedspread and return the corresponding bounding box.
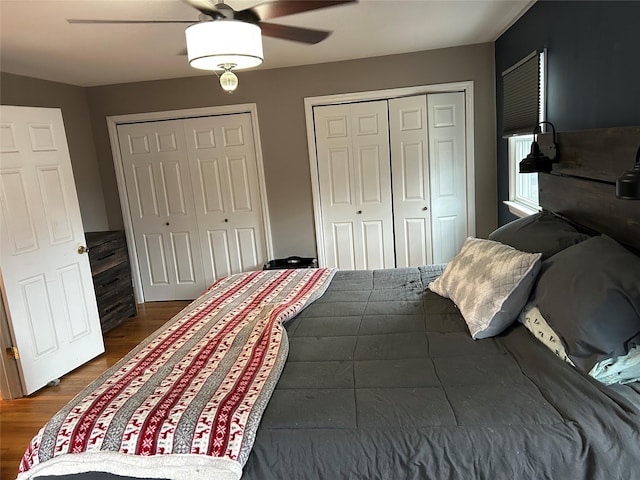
[36,266,640,480]
[242,267,640,480]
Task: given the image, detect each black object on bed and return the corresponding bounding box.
[242,266,640,480]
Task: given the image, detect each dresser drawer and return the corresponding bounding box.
[93,262,133,299]
[86,231,129,275]
[85,230,137,333]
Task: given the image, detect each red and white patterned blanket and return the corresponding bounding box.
[18,268,335,480]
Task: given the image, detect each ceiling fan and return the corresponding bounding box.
[68,0,355,91]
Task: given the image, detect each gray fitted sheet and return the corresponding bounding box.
[241,267,640,480]
[36,266,640,480]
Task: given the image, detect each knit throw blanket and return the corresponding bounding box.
[18,268,336,480]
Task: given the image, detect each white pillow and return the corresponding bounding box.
[428,237,542,339]
[519,304,575,366]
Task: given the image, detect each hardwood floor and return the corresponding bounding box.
[0,301,189,480]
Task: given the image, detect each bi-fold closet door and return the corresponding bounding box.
[117,113,267,301]
[314,92,468,270]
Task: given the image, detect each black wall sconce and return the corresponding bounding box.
[519,121,559,173]
[616,145,640,200]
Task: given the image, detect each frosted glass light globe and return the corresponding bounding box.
[220,70,239,92]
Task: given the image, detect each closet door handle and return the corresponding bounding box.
[224,218,229,223]
[356,210,362,215]
[422,206,428,211]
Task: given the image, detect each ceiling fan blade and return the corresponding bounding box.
[67,19,195,24]
[259,22,331,44]
[182,0,226,18]
[247,0,356,21]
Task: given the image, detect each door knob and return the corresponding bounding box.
[422,206,428,211]
[356,210,362,214]
[224,218,229,223]
[165,222,170,226]
[77,245,89,254]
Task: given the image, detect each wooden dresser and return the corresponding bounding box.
[85,231,137,333]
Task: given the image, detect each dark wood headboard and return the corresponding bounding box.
[537,126,640,251]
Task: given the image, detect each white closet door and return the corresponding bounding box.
[315,101,394,270]
[118,120,206,301]
[389,95,432,267]
[0,105,104,395]
[184,114,267,283]
[427,92,468,263]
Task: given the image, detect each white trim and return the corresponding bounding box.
[107,104,273,303]
[504,200,540,218]
[304,82,476,267]
[507,134,541,219]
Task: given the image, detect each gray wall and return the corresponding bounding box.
[1,43,497,257]
[0,72,109,232]
[88,42,497,258]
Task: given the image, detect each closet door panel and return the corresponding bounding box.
[207,229,232,280]
[389,96,432,267]
[427,92,467,264]
[143,233,170,286]
[328,148,353,206]
[198,159,225,213]
[332,222,356,270]
[227,155,253,212]
[351,102,394,269]
[315,101,394,269]
[361,220,386,270]
[159,161,187,216]
[236,227,259,271]
[131,163,160,218]
[315,104,357,268]
[403,218,429,267]
[118,120,205,300]
[184,114,267,282]
[357,146,384,204]
[432,215,459,265]
[170,231,198,284]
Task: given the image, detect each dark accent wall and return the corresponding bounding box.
[495,0,640,225]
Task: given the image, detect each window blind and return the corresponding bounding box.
[502,50,541,137]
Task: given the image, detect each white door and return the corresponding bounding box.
[118,120,207,301]
[389,95,432,267]
[427,92,467,263]
[390,93,468,266]
[314,101,394,270]
[0,105,104,395]
[183,113,267,283]
[313,92,469,269]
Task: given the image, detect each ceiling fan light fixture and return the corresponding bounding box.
[185,20,263,71]
[219,66,239,93]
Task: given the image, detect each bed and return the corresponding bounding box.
[17,127,640,480]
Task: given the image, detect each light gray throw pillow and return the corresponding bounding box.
[428,237,542,339]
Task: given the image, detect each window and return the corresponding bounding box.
[506,134,540,217]
[502,49,546,217]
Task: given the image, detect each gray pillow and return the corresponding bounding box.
[489,211,590,260]
[428,237,542,339]
[531,235,640,373]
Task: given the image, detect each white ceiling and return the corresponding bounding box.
[0,0,534,87]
